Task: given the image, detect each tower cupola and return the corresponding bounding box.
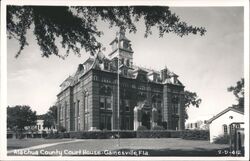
[109,29,134,67]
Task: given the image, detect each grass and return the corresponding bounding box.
[7,138,72,150]
[7,138,233,156]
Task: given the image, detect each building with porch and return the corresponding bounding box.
[56,30,185,132]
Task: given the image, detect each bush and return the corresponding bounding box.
[137,125,147,131]
[214,134,230,144]
[151,125,164,131]
[58,126,66,133]
[45,130,184,139]
[46,133,63,139]
[68,131,136,139]
[162,121,168,129]
[136,130,181,138]
[181,130,209,140]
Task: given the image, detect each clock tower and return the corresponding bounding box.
[109,29,134,68]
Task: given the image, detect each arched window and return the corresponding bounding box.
[93,75,98,81]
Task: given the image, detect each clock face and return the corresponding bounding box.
[123,41,128,49]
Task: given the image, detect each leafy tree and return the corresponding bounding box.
[43,105,57,129]
[7,105,37,132]
[227,78,244,108]
[7,6,206,58]
[183,90,202,120]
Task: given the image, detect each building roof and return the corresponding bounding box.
[109,30,131,45]
[207,107,244,124]
[58,32,184,92]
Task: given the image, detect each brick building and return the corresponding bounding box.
[56,30,185,132]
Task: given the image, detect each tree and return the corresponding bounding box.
[43,105,57,129]
[7,6,206,58]
[183,90,202,120]
[227,78,244,108]
[7,105,37,132]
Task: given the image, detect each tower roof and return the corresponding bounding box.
[109,29,131,45]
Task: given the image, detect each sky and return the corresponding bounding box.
[7,7,244,121]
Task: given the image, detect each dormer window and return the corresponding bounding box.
[126,59,130,67]
[124,69,128,76]
[104,61,109,70]
[121,58,124,65]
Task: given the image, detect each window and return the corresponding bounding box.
[100,96,112,110]
[73,102,76,117]
[85,114,89,130]
[172,104,179,114]
[104,62,109,70]
[84,95,88,113]
[157,101,162,108]
[223,124,228,134]
[123,41,128,49]
[121,58,124,64]
[106,98,111,110]
[100,114,111,130]
[106,115,111,130]
[78,122,80,131]
[65,102,68,118]
[100,97,105,109]
[77,100,80,117]
[123,69,128,76]
[100,115,105,130]
[124,116,130,130]
[126,59,130,66]
[125,100,130,112]
[59,106,62,119]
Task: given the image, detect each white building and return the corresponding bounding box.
[185,116,211,130]
[185,120,209,130]
[36,119,57,134]
[207,107,244,143]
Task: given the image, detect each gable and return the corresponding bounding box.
[208,107,244,124]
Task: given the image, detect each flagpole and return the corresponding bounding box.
[117,31,120,146]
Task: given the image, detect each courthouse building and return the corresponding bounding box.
[56,30,185,132]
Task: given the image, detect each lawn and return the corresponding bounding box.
[7,138,73,150]
[7,138,234,156]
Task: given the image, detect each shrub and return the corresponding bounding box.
[214,134,230,144]
[68,131,136,139]
[162,121,168,129]
[58,126,66,133]
[151,125,164,131]
[181,130,209,140]
[136,130,181,138]
[45,133,63,139]
[137,125,147,131]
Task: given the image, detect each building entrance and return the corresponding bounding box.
[141,111,151,129]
